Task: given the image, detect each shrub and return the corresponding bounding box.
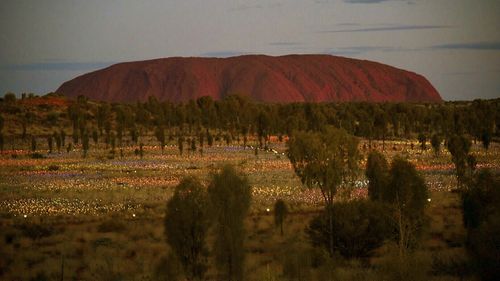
[274,199,288,236]
[307,200,391,259]
[208,165,251,281]
[366,150,389,201]
[461,169,500,280]
[165,177,209,280]
[18,223,54,240]
[30,153,45,159]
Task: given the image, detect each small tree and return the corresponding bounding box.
[206,130,213,147]
[4,92,16,104]
[307,200,391,259]
[0,132,4,152]
[60,129,66,148]
[481,130,491,151]
[418,133,427,151]
[139,143,144,159]
[82,132,90,158]
[190,138,196,155]
[155,126,166,153]
[54,132,61,152]
[287,126,360,256]
[198,132,204,156]
[383,157,428,255]
[461,169,500,280]
[208,165,251,281]
[165,177,209,280]
[274,199,288,236]
[47,136,53,153]
[447,134,472,186]
[92,129,99,146]
[430,134,441,156]
[366,151,389,201]
[31,135,37,152]
[178,136,184,156]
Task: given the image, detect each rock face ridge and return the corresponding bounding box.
[57,54,442,103]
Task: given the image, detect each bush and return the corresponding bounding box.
[165,177,209,280]
[154,253,181,281]
[307,200,391,259]
[366,150,389,201]
[461,169,500,280]
[30,153,46,159]
[208,165,251,281]
[18,223,54,240]
[376,245,431,281]
[47,165,59,171]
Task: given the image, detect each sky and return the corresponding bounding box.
[0,0,499,101]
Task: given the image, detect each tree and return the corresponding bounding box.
[0,132,4,152]
[54,132,61,152]
[92,129,99,146]
[287,126,360,256]
[190,138,196,155]
[418,133,427,151]
[4,92,16,104]
[155,126,166,153]
[274,199,288,236]
[208,165,251,281]
[374,111,388,150]
[31,135,37,152]
[430,134,441,156]
[366,151,389,201]
[257,111,270,148]
[307,200,391,259]
[383,157,428,255]
[198,132,204,156]
[60,129,66,148]
[447,134,472,186]
[82,132,90,158]
[178,136,184,156]
[481,130,491,151]
[206,130,213,147]
[461,170,500,281]
[47,136,53,153]
[165,177,209,280]
[0,114,4,132]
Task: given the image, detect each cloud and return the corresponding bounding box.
[344,0,390,3]
[445,69,500,76]
[327,46,415,55]
[1,61,116,71]
[343,0,415,3]
[269,42,303,46]
[200,51,248,58]
[430,41,500,50]
[230,4,263,11]
[319,24,450,33]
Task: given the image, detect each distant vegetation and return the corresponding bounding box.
[0,94,498,156]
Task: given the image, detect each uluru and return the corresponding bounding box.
[56,54,442,103]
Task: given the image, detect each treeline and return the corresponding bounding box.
[0,94,498,153]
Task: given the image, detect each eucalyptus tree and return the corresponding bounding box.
[165,177,209,280]
[287,126,360,256]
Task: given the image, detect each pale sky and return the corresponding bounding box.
[1,0,499,100]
